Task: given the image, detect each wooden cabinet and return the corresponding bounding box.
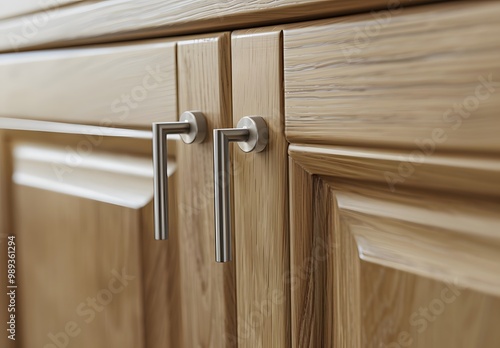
[1,1,500,348]
[285,2,500,347]
[0,29,289,348]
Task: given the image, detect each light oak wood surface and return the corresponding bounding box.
[12,141,155,208]
[10,137,152,348]
[231,29,290,347]
[0,117,153,139]
[137,132,181,348]
[0,0,431,52]
[176,32,237,347]
[336,184,500,296]
[358,262,500,348]
[0,0,83,20]
[289,139,500,347]
[284,1,500,152]
[0,131,183,347]
[140,179,182,348]
[288,144,500,197]
[289,159,327,347]
[0,39,177,127]
[15,186,146,348]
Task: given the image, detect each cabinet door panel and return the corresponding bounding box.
[289,147,500,348]
[14,185,145,348]
[176,32,237,347]
[359,263,500,348]
[12,139,151,348]
[0,134,180,348]
[232,29,290,348]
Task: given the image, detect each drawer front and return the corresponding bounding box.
[0,39,177,127]
[284,1,500,152]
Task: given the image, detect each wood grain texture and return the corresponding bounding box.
[0,0,432,52]
[176,32,237,347]
[0,39,177,127]
[289,144,500,198]
[334,183,500,297]
[140,173,182,348]
[331,179,500,347]
[289,159,335,348]
[0,0,83,20]
[1,132,181,348]
[231,29,290,347]
[14,186,146,348]
[290,158,500,347]
[11,138,150,348]
[0,117,153,139]
[12,141,155,208]
[359,262,500,348]
[0,129,154,158]
[284,1,500,152]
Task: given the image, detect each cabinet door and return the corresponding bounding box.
[0,32,240,347]
[289,153,500,347]
[231,29,290,347]
[176,32,238,347]
[0,132,180,348]
[285,2,500,347]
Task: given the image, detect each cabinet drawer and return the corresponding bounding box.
[0,39,177,127]
[284,1,500,152]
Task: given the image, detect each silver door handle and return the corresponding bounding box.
[153,111,207,240]
[213,116,268,262]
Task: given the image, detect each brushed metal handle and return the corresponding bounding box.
[213,116,268,262]
[153,111,207,240]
